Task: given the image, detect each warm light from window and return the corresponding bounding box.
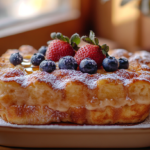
[112,0,140,26]
[8,0,60,19]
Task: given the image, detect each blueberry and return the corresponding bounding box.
[38,46,47,56]
[102,56,119,72]
[9,52,23,66]
[58,56,78,70]
[79,58,97,74]
[118,57,129,69]
[31,53,45,66]
[39,60,56,73]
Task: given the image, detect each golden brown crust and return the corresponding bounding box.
[1,45,37,60]
[0,47,150,125]
[1,104,149,125]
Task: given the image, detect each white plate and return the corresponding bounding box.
[0,116,150,148]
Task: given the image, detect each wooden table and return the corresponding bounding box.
[0,147,150,150]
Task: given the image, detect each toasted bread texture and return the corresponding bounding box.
[0,46,150,124]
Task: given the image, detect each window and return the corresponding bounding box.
[0,0,80,37]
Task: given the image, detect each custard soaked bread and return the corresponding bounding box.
[0,32,150,125]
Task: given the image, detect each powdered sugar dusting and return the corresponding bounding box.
[0,68,27,86]
[1,47,150,90]
[139,51,150,63]
[111,49,132,58]
[36,70,100,89]
[129,51,150,64]
[0,69,100,89]
[0,68,150,90]
[141,64,150,70]
[1,48,150,90]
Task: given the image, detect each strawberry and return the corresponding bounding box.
[46,32,80,61]
[46,40,74,61]
[74,44,105,67]
[74,31,109,67]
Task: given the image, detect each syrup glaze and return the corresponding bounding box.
[0,49,150,110]
[0,49,150,124]
[0,55,150,93]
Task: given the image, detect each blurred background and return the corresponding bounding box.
[0,0,150,55]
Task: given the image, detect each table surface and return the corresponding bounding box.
[0,147,150,150]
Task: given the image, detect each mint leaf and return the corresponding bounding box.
[70,33,80,45]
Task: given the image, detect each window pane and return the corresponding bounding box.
[0,0,71,27]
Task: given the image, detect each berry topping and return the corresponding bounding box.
[79,58,97,74]
[75,44,105,68]
[31,53,45,66]
[118,57,129,69]
[9,52,23,66]
[102,56,119,72]
[46,40,75,62]
[39,60,56,73]
[46,32,81,61]
[38,46,47,56]
[74,31,109,67]
[58,56,78,70]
